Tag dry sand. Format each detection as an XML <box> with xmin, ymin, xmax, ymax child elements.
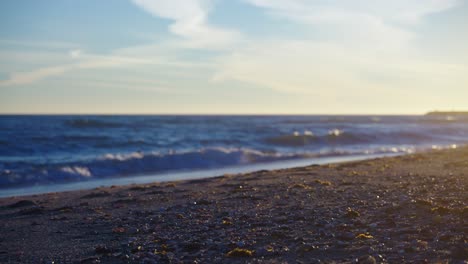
<box><xmin>0</xmin><ymin>147</ymin><xmax>467</xmax><ymax>263</ymax></box>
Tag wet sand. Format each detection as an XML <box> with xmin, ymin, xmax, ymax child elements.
<box><xmin>0</xmin><ymin>147</ymin><xmax>467</xmax><ymax>263</ymax></box>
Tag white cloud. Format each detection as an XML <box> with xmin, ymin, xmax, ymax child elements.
<box><xmin>131</xmin><ymin>0</ymin><xmax>240</xmax><ymax>49</ymax></box>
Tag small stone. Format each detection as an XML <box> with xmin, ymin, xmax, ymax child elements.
<box><xmin>297</xmin><ymin>243</ymin><xmax>318</xmax><ymax>254</ymax></box>
<box><xmin>81</xmin><ymin>191</ymin><xmax>110</xmax><ymax>199</ymax></box>
<box><xmin>176</xmin><ymin>213</ymin><xmax>185</xmax><ymax>219</ymax></box>
<box><xmin>236</xmin><ymin>241</ymin><xmax>246</xmax><ymax>247</ymax></box>
<box><xmin>222</xmin><ymin>219</ymin><xmax>233</xmax><ymax>225</ymax></box>
<box><xmin>314</xmin><ymin>179</ymin><xmax>332</xmax><ymax>186</ymax></box>
<box><xmin>183</xmin><ymin>242</ymin><xmax>202</xmax><ymax>251</ymax></box>
<box><xmin>80</xmin><ymin>256</ymin><xmax>101</xmax><ymax>263</ymax></box>
<box><xmin>193</xmin><ymin>199</ymin><xmax>211</xmax><ymax>205</ymax></box>
<box><xmin>337</xmin><ymin>232</ymin><xmax>355</xmax><ymax>241</ymax></box>
<box><xmin>128</xmin><ymin>227</ymin><xmax>139</xmax><ymax>234</ymax></box>
<box><xmin>414</xmin><ymin>199</ymin><xmax>432</xmax><ymax>206</ymax></box>
<box><xmin>95</xmin><ymin>245</ymin><xmax>111</xmax><ymax>254</ymax></box>
<box><xmin>112</xmin><ymin>227</ymin><xmax>126</xmax><ymax>233</ymax></box>
<box><xmin>356</xmin><ymin>255</ymin><xmax>376</xmax><ymax>264</ymax></box>
<box><xmin>19</xmin><ymin>206</ymin><xmax>44</xmax><ymax>215</ymax></box>
<box><xmin>431</xmin><ymin>206</ymin><xmax>451</xmax><ymax>215</ymax></box>
<box><xmin>8</xmin><ymin>200</ymin><xmax>38</xmax><ymax>208</ymax></box>
<box><xmin>451</xmin><ymin>244</ymin><xmax>468</xmax><ymax>259</ymax></box>
<box><xmin>289</xmin><ymin>183</ymin><xmax>312</xmax><ymax>190</ymax></box>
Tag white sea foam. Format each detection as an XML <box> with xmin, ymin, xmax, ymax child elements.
<box><xmin>103</xmin><ymin>152</ymin><xmax>145</xmax><ymax>161</ymax></box>
<box><xmin>60</xmin><ymin>166</ymin><xmax>92</xmax><ymax>177</ymax></box>
<box><xmin>328</xmin><ymin>129</ymin><xmax>343</xmax><ymax>136</ymax></box>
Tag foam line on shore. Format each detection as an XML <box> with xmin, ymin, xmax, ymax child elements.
<box><xmin>0</xmin><ymin>153</ymin><xmax>398</xmax><ymax>198</ymax></box>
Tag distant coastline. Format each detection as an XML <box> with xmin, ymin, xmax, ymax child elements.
<box><xmin>426</xmin><ymin>111</ymin><xmax>468</xmax><ymax>116</ymax></box>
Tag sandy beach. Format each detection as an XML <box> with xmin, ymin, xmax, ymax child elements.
<box><xmin>0</xmin><ymin>147</ymin><xmax>467</xmax><ymax>263</ymax></box>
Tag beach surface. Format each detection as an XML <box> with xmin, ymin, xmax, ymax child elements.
<box><xmin>0</xmin><ymin>147</ymin><xmax>467</xmax><ymax>263</ymax></box>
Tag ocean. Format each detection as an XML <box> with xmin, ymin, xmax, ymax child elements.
<box><xmin>1</xmin><ymin>115</ymin><xmax>467</xmax><ymax>196</ymax></box>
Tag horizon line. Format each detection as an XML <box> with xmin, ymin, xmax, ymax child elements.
<box><xmin>0</xmin><ymin>112</ymin><xmax>431</xmax><ymax>116</ymax></box>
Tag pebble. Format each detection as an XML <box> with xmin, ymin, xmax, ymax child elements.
<box><xmin>356</xmin><ymin>255</ymin><xmax>377</xmax><ymax>264</ymax></box>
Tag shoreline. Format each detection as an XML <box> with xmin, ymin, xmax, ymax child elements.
<box><xmin>0</xmin><ymin>152</ymin><xmax>400</xmax><ymax>199</ymax></box>
<box><xmin>1</xmin><ymin>147</ymin><xmax>467</xmax><ymax>263</ymax></box>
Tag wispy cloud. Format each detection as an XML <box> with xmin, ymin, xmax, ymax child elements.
<box><xmin>0</xmin><ymin>65</ymin><xmax>72</xmax><ymax>86</ymax></box>
<box><xmin>245</xmin><ymin>0</ymin><xmax>460</xmax><ymax>24</ymax></box>
<box><xmin>213</xmin><ymin>0</ymin><xmax>465</xmax><ymax>98</ymax></box>
<box><xmin>0</xmin><ymin>0</ymin><xmax>229</xmax><ymax>88</ymax></box>
<box><xmin>214</xmin><ymin>39</ymin><xmax>468</xmax><ymax>94</ymax></box>
<box><xmin>0</xmin><ymin>52</ymin><xmax>154</xmax><ymax>86</ymax></box>
<box><xmin>131</xmin><ymin>0</ymin><xmax>241</xmax><ymax>49</ymax></box>
<box><xmin>0</xmin><ymin>47</ymin><xmax>214</xmax><ymax>86</ymax></box>
<box><xmin>244</xmin><ymin>0</ymin><xmax>461</xmax><ymax>49</ymax></box>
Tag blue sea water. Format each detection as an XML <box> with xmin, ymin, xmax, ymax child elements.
<box><xmin>1</xmin><ymin>115</ymin><xmax>467</xmax><ymax>194</ymax></box>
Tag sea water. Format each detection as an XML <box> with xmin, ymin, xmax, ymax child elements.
<box><xmin>1</xmin><ymin>115</ymin><xmax>467</xmax><ymax>196</ymax></box>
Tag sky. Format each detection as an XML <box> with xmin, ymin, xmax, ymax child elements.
<box><xmin>0</xmin><ymin>0</ymin><xmax>467</xmax><ymax>114</ymax></box>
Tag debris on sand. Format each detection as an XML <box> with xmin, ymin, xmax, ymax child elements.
<box><xmin>314</xmin><ymin>179</ymin><xmax>332</xmax><ymax>186</ymax></box>
<box><xmin>355</xmin><ymin>233</ymin><xmax>374</xmax><ymax>239</ymax></box>
<box><xmin>345</xmin><ymin>207</ymin><xmax>360</xmax><ymax>218</ymax></box>
<box><xmin>226</xmin><ymin>248</ymin><xmax>254</xmax><ymax>257</ymax></box>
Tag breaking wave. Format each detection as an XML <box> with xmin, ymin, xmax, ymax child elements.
<box><xmin>0</xmin><ymin>148</ymin><xmax>305</xmax><ymax>187</ymax></box>
<box><xmin>263</xmin><ymin>129</ymin><xmax>451</xmax><ymax>147</ymax></box>
<box><xmin>0</xmin><ymin>146</ymin><xmax>414</xmax><ymax>188</ymax></box>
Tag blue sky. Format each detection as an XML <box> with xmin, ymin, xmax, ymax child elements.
<box><xmin>1</xmin><ymin>0</ymin><xmax>467</xmax><ymax>114</ymax></box>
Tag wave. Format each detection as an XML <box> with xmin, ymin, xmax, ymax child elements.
<box><xmin>93</xmin><ymin>139</ymin><xmax>154</xmax><ymax>149</ymax></box>
<box><xmin>0</xmin><ymin>148</ymin><xmax>307</xmax><ymax>188</ymax></box>
<box><xmin>265</xmin><ymin>130</ymin><xmax>375</xmax><ymax>147</ymax></box>
<box><xmin>31</xmin><ymin>135</ymin><xmax>112</xmax><ymax>142</ymax></box>
<box><xmin>32</xmin><ymin>135</ymin><xmax>152</xmax><ymax>149</ymax></box>
<box><xmin>265</xmin><ymin>135</ymin><xmax>318</xmax><ymax>146</ymax></box>
<box><xmin>262</xmin><ymin>127</ymin><xmax>461</xmax><ymax>147</ymax></box>
<box><xmin>0</xmin><ymin>146</ymin><xmax>423</xmax><ymax>189</ymax></box>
